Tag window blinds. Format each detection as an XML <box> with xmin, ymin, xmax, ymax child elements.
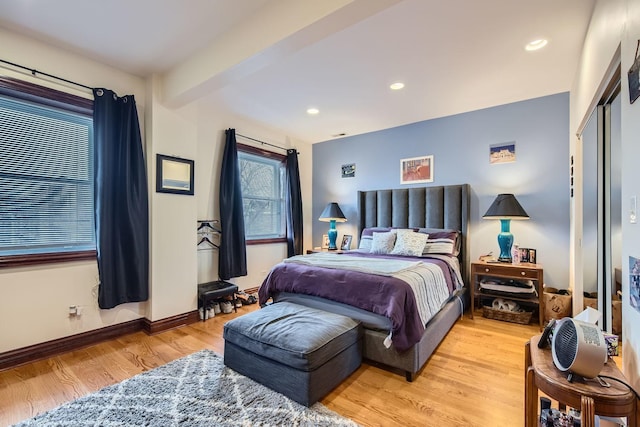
<box><xmin>0</xmin><ymin>96</ymin><xmax>94</xmax><ymax>256</ymax></box>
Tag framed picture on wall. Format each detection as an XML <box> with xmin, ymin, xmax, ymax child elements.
<box><xmin>630</xmin><ymin>256</ymin><xmax>640</xmax><ymax>313</ymax></box>
<box><xmin>156</xmin><ymin>154</ymin><xmax>194</xmax><ymax>195</ymax></box>
<box><xmin>400</xmin><ymin>155</ymin><xmax>433</xmax><ymax>184</ymax></box>
<box><xmin>490</xmin><ymin>142</ymin><xmax>516</xmax><ymax>164</ymax></box>
<box><xmin>342</xmin><ymin>163</ymin><xmax>356</xmax><ymax>178</ymax></box>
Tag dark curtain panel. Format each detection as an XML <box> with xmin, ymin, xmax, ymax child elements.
<box><xmin>286</xmin><ymin>149</ymin><xmax>303</xmax><ymax>257</ymax></box>
<box><xmin>93</xmin><ymin>88</ymin><xmax>149</xmax><ymax>309</ymax></box>
<box><xmin>219</xmin><ymin>128</ymin><xmax>247</xmax><ymax>280</ymax></box>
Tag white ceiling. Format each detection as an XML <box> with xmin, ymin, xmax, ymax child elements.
<box><xmin>0</xmin><ymin>0</ymin><xmax>595</xmax><ymax>143</ymax></box>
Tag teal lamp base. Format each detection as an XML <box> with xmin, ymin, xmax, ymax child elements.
<box><xmin>327</xmin><ymin>220</ymin><xmax>338</xmax><ymax>250</ymax></box>
<box><xmin>497</xmin><ymin>219</ymin><xmax>513</xmax><ymax>262</ymax></box>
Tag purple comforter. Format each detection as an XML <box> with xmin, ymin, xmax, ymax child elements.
<box><xmin>258</xmin><ymin>252</ymin><xmax>458</xmax><ymax>352</ymax></box>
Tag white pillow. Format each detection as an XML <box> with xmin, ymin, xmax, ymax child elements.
<box><xmin>358</xmin><ymin>238</ymin><xmax>372</xmax><ymax>251</ymax></box>
<box><xmin>370</xmin><ymin>231</ymin><xmax>397</xmax><ymax>254</ymax></box>
<box><xmin>391</xmin><ymin>229</ymin><xmax>429</xmax><ymax>257</ymax></box>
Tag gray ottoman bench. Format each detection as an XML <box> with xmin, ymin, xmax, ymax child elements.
<box><xmin>223</xmin><ymin>301</ymin><xmax>362</xmax><ymax>406</ymax></box>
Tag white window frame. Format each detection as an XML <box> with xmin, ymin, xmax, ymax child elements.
<box><xmin>237</xmin><ymin>143</ymin><xmax>287</xmax><ymax>244</ymax></box>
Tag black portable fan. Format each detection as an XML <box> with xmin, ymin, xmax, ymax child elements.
<box><xmin>551</xmin><ymin>318</ymin><xmax>607</xmax><ymax>380</ymax></box>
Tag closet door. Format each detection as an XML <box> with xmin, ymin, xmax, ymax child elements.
<box><xmin>605</xmin><ymin>91</ymin><xmax>622</xmax><ymax>335</ymax></box>
<box><xmin>581</xmin><ymin>82</ymin><xmax>621</xmax><ymax>334</ymax></box>
<box><xmin>582</xmin><ymin>107</ymin><xmax>600</xmax><ymax>302</ymax></box>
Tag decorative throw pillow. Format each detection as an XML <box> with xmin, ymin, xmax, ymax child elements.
<box><xmin>419</xmin><ymin>228</ymin><xmax>461</xmax><ymax>256</ymax></box>
<box><xmin>390</xmin><ymin>229</ymin><xmax>429</xmax><ymax>256</ymax></box>
<box><xmin>370</xmin><ymin>231</ymin><xmax>397</xmax><ymax>254</ymax></box>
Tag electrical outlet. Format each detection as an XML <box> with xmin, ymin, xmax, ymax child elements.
<box><xmin>68</xmin><ymin>305</ymin><xmax>77</xmax><ymax>316</ymax></box>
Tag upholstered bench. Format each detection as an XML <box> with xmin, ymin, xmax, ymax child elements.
<box><xmin>223</xmin><ymin>301</ymin><xmax>362</xmax><ymax>406</ymax></box>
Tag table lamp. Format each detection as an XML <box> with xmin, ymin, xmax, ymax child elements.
<box><xmin>483</xmin><ymin>194</ymin><xmax>529</xmax><ymax>262</ymax></box>
<box><xmin>319</xmin><ymin>202</ymin><xmax>347</xmax><ymax>250</ymax></box>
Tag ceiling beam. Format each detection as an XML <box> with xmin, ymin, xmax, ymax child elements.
<box><xmin>160</xmin><ymin>0</ymin><xmax>402</xmax><ymax>108</ymax></box>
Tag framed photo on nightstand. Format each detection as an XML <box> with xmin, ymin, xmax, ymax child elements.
<box><xmin>519</xmin><ymin>247</ymin><xmax>537</xmax><ymax>264</ymax></box>
<box><xmin>341</xmin><ymin>235</ymin><xmax>352</xmax><ymax>250</ymax></box>
<box><xmin>322</xmin><ymin>234</ymin><xmax>329</xmax><ymax>249</ymax></box>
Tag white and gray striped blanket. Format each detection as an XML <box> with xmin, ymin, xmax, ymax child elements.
<box><xmin>284</xmin><ymin>253</ymin><xmax>450</xmax><ymax>328</ymax></box>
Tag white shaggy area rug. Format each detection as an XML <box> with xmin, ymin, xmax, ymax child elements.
<box><xmin>13</xmin><ymin>349</ymin><xmax>359</xmax><ymax>427</ymax></box>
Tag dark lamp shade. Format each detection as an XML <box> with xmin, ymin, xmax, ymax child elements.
<box><xmin>319</xmin><ymin>202</ymin><xmax>347</xmax><ymax>222</ymax></box>
<box><xmin>483</xmin><ymin>194</ymin><xmax>529</xmax><ymax>219</ymax></box>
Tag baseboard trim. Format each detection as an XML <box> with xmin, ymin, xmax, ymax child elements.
<box><xmin>0</xmin><ymin>311</ymin><xmax>200</xmax><ymax>371</ymax></box>
<box><xmin>0</xmin><ymin>319</ymin><xmax>141</xmax><ymax>371</ymax></box>
<box><xmin>141</xmin><ymin>310</ymin><xmax>200</xmax><ymax>335</ymax></box>
<box><xmin>243</xmin><ymin>286</ymin><xmax>260</xmax><ymax>295</ymax></box>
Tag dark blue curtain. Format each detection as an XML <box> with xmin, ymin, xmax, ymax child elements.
<box><xmin>286</xmin><ymin>149</ymin><xmax>303</xmax><ymax>257</ymax></box>
<box><xmin>93</xmin><ymin>88</ymin><xmax>149</xmax><ymax>309</ymax></box>
<box><xmin>219</xmin><ymin>128</ymin><xmax>247</xmax><ymax>280</ymax></box>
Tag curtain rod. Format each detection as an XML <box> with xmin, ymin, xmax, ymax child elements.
<box><xmin>236</xmin><ymin>133</ymin><xmax>290</xmax><ymax>152</ymax></box>
<box><xmin>0</xmin><ymin>58</ymin><xmax>94</xmax><ymax>91</ymax></box>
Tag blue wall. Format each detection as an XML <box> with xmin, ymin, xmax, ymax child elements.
<box><xmin>312</xmin><ymin>93</ymin><xmax>570</xmax><ymax>288</ymax></box>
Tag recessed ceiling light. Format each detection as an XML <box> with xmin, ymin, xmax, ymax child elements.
<box><xmin>525</xmin><ymin>39</ymin><xmax>548</xmax><ymax>51</ymax></box>
<box><xmin>390</xmin><ymin>82</ymin><xmax>405</xmax><ymax>90</ymax></box>
<box><xmin>307</xmin><ymin>108</ymin><xmax>319</xmax><ymax>115</ymax></box>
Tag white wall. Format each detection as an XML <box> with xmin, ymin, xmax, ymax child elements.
<box><xmin>570</xmin><ymin>0</ymin><xmax>640</xmax><ymax>388</ymax></box>
<box><xmin>0</xmin><ymin>29</ymin><xmax>314</xmax><ymax>352</ymax></box>
<box><xmin>619</xmin><ymin>0</ymin><xmax>640</xmax><ymax>388</ymax></box>
<box><xmin>146</xmin><ymin>75</ymin><xmax>199</xmax><ymax>321</ymax></box>
<box><xmin>0</xmin><ymin>29</ymin><xmax>147</xmax><ymax>353</ymax></box>
<box><xmin>193</xmin><ymin>105</ymin><xmax>313</xmax><ymax>290</ymax></box>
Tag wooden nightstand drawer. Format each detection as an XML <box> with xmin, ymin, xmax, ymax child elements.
<box><xmin>473</xmin><ymin>264</ymin><xmax>539</xmax><ymax>279</ymax></box>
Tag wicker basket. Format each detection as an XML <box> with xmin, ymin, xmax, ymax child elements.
<box><xmin>482</xmin><ymin>306</ymin><xmax>532</xmax><ymax>325</ymax></box>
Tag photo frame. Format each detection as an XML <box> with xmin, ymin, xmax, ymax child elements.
<box><xmin>322</xmin><ymin>234</ymin><xmax>329</xmax><ymax>249</ymax></box>
<box><xmin>341</xmin><ymin>235</ymin><xmax>353</xmax><ymax>251</ymax></box>
<box><xmin>628</xmin><ymin>41</ymin><xmax>640</xmax><ymax>104</ymax></box>
<box><xmin>342</xmin><ymin>163</ymin><xmax>356</xmax><ymax>178</ymax></box>
<box><xmin>519</xmin><ymin>247</ymin><xmax>537</xmax><ymax>264</ymax></box>
<box><xmin>629</xmin><ymin>256</ymin><xmax>640</xmax><ymax>313</ymax></box>
<box><xmin>490</xmin><ymin>142</ymin><xmax>516</xmax><ymax>164</ymax></box>
<box><xmin>156</xmin><ymin>154</ymin><xmax>194</xmax><ymax>195</ymax></box>
<box><xmin>400</xmin><ymin>155</ymin><xmax>433</xmax><ymax>184</ymax></box>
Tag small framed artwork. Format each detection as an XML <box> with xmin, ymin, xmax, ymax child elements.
<box><xmin>490</xmin><ymin>142</ymin><xmax>516</xmax><ymax>164</ymax></box>
<box><xmin>342</xmin><ymin>163</ymin><xmax>355</xmax><ymax>178</ymax></box>
<box><xmin>628</xmin><ymin>48</ymin><xmax>640</xmax><ymax>104</ymax></box>
<box><xmin>400</xmin><ymin>155</ymin><xmax>433</xmax><ymax>184</ymax></box>
<box><xmin>341</xmin><ymin>235</ymin><xmax>353</xmax><ymax>250</ymax></box>
<box><xmin>156</xmin><ymin>154</ymin><xmax>194</xmax><ymax>195</ymax></box>
<box><xmin>519</xmin><ymin>247</ymin><xmax>537</xmax><ymax>264</ymax></box>
<box><xmin>322</xmin><ymin>234</ymin><xmax>330</xmax><ymax>249</ymax></box>
<box><xmin>629</xmin><ymin>256</ymin><xmax>640</xmax><ymax>313</ymax></box>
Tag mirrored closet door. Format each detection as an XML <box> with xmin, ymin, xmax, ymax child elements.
<box><xmin>581</xmin><ymin>70</ymin><xmax>622</xmax><ymax>336</ymax></box>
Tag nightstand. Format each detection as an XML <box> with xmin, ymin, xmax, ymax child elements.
<box><xmin>470</xmin><ymin>260</ymin><xmax>544</xmax><ymax>327</ymax></box>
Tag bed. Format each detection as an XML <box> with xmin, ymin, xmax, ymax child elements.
<box><xmin>258</xmin><ymin>184</ymin><xmax>470</xmax><ymax>381</ymax></box>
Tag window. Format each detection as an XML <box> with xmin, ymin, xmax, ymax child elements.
<box><xmin>0</xmin><ymin>78</ymin><xmax>95</xmax><ymax>266</ymax></box>
<box><xmin>237</xmin><ymin>144</ymin><xmax>286</xmax><ymax>243</ymax></box>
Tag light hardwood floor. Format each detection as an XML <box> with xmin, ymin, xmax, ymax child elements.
<box><xmin>1</xmin><ymin>306</ymin><xmax>542</xmax><ymax>427</ymax></box>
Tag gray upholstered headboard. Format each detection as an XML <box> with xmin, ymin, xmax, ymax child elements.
<box><xmin>357</xmin><ymin>184</ymin><xmax>470</xmax><ymax>285</ymax></box>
